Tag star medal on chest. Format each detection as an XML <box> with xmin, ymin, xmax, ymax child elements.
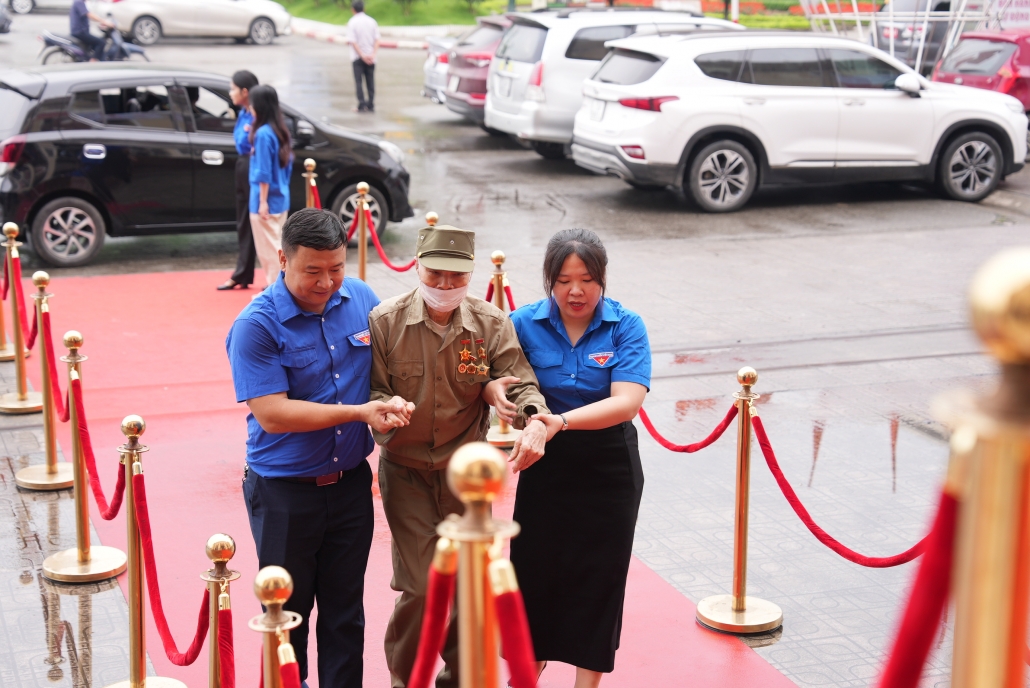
<box><xmin>475</xmin><ymin>339</ymin><xmax>489</xmax><ymax>376</ymax></box>
<box><xmin>457</xmin><ymin>339</ymin><xmax>473</xmax><ymax>375</ymax></box>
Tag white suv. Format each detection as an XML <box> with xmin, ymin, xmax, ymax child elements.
<box><xmin>484</xmin><ymin>10</ymin><xmax>741</xmax><ymax>160</ymax></box>
<box><xmin>572</xmin><ymin>32</ymin><xmax>1028</xmax><ymax>211</ymax></box>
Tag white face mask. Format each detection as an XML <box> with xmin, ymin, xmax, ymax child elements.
<box><xmin>419</xmin><ymin>281</ymin><xmax>468</xmax><ymax>312</ymax></box>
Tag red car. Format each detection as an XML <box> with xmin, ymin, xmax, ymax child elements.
<box><xmin>445</xmin><ymin>16</ymin><xmax>511</xmax><ymax>128</ymax></box>
<box><xmin>932</xmin><ymin>30</ymin><xmax>1030</xmax><ymax>112</ymax></box>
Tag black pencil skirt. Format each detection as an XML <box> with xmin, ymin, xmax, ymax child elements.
<box><xmin>510</xmin><ymin>421</ymin><xmax>644</xmax><ymax>673</ymax></box>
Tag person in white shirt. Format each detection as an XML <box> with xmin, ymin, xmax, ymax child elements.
<box><xmin>347</xmin><ymin>0</ymin><xmax>380</xmax><ymax>113</ymax></box>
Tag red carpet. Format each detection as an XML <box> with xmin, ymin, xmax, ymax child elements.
<box><xmin>28</xmin><ymin>269</ymin><xmax>794</xmax><ymax>688</ymax></box>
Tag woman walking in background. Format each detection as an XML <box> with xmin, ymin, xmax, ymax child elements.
<box><xmin>247</xmin><ymin>84</ymin><xmax>293</xmax><ymax>289</ymax></box>
<box><xmin>217</xmin><ymin>70</ymin><xmax>259</xmax><ymax>291</ymax></box>
<box><xmin>484</xmin><ymin>228</ymin><xmax>651</xmax><ymax>688</ymax></box>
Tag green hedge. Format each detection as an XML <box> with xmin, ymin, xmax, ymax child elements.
<box><xmin>275</xmin><ymin>0</ymin><xmax>506</xmax><ymax>26</ymax></box>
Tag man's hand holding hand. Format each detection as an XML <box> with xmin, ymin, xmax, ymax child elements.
<box><xmin>508</xmin><ymin>418</ymin><xmax>548</xmax><ymax>473</ymax></box>
<box><xmin>363</xmin><ymin>399</ymin><xmax>411</xmax><ymax>434</ymax></box>
<box><xmin>384</xmin><ymin>396</ymin><xmax>415</xmax><ymax>427</ymax></box>
<box><xmin>482</xmin><ymin>376</ymin><xmax>519</xmax><ymax>424</ymax></box>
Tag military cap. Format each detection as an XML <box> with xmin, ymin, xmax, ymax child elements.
<box><xmin>415</xmin><ymin>225</ymin><xmax>475</xmax><ymax>272</ymax></box>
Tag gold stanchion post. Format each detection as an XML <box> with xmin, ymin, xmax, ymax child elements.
<box><xmin>105</xmin><ymin>415</ymin><xmax>185</xmax><ymax>688</ymax></box>
<box><xmin>935</xmin><ymin>247</ymin><xmax>1030</xmax><ymax>688</ymax></box>
<box><xmin>249</xmin><ymin>566</ymin><xmax>302</xmax><ymax>688</ymax></box>
<box><xmin>0</xmin><ymin>223</ymin><xmax>42</xmax><ymax>413</ymax></box>
<box><xmin>200</xmin><ymin>533</ymin><xmax>240</xmax><ymax>688</ymax></box>
<box><xmin>357</xmin><ymin>182</ymin><xmax>369</xmax><ymax>282</ymax></box>
<box><xmin>302</xmin><ymin>159</ymin><xmax>316</xmax><ymax>208</ymax></box>
<box><xmin>486</xmin><ymin>251</ymin><xmax>521</xmax><ymax>450</ymax></box>
<box><xmin>15</xmin><ymin>271</ymin><xmax>74</xmax><ymax>489</ymax></box>
<box><xmin>42</xmin><ymin>334</ymin><xmax>126</xmax><ymax>583</ymax></box>
<box><xmin>438</xmin><ymin>442</ymin><xmax>520</xmax><ymax>688</ymax></box>
<box><xmin>0</xmin><ymin>223</ymin><xmax>15</xmax><ymax>362</ymax></box>
<box><xmin>696</xmin><ymin>367</ymin><xmax>783</xmax><ymax>634</ymax></box>
<box><xmin>425</xmin><ymin>211</ymin><xmax>439</xmax><ymax>227</ymax></box>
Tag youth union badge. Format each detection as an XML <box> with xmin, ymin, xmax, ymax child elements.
<box><xmin>350</xmin><ymin>329</ymin><xmax>372</xmax><ymax>346</ymax></box>
<box><xmin>588</xmin><ymin>351</ymin><xmax>614</xmax><ymax>367</ymax></box>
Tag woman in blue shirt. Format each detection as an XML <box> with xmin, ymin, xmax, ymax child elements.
<box><xmin>484</xmin><ymin>228</ymin><xmax>650</xmax><ymax>688</ymax></box>
<box><xmin>217</xmin><ymin>70</ymin><xmax>259</xmax><ymax>291</ymax></box>
<box><xmin>247</xmin><ymin>84</ymin><xmax>293</xmax><ymax>289</ymax></box>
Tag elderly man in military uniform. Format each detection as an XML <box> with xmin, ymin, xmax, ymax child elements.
<box><xmin>369</xmin><ymin>224</ymin><xmax>551</xmax><ymax>688</ymax></box>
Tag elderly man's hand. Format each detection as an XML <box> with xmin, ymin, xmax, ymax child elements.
<box><xmin>363</xmin><ymin>399</ymin><xmax>410</xmax><ymax>434</ymax></box>
<box><xmin>482</xmin><ymin>377</ymin><xmax>519</xmax><ymax>424</ymax></box>
<box><xmin>384</xmin><ymin>396</ymin><xmax>415</xmax><ymax>427</ymax></box>
<box><xmin>508</xmin><ymin>419</ymin><xmax>548</xmax><ymax>473</ymax></box>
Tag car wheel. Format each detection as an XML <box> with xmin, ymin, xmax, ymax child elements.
<box><xmin>10</xmin><ymin>0</ymin><xmax>33</xmax><ymax>14</ymax></box>
<box><xmin>132</xmin><ymin>16</ymin><xmax>161</xmax><ymax>45</ymax></box>
<box><xmin>937</xmin><ymin>131</ymin><xmax>1002</xmax><ymax>202</ymax></box>
<box><xmin>249</xmin><ymin>18</ymin><xmax>275</xmax><ymax>46</ymax></box>
<box><xmin>687</xmin><ymin>140</ymin><xmax>757</xmax><ymax>213</ymax></box>
<box><xmin>331</xmin><ymin>183</ymin><xmax>388</xmax><ymax>246</ymax></box>
<box><xmin>530</xmin><ymin>141</ymin><xmax>567</xmax><ymax>160</ymax></box>
<box><xmin>41</xmin><ymin>47</ymin><xmax>74</xmax><ymax>65</ymax></box>
<box><xmin>31</xmin><ymin>198</ymin><xmax>106</xmax><ymax>268</ymax></box>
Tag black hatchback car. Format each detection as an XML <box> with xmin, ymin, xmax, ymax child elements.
<box><xmin>0</xmin><ymin>64</ymin><xmax>413</xmax><ymax>267</ymax></box>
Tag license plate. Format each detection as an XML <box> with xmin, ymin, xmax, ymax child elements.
<box><xmin>496</xmin><ymin>75</ymin><xmax>512</xmax><ymax>98</ymax></box>
<box><xmin>448</xmin><ymin>75</ymin><xmax>459</xmax><ymax>93</ymax></box>
<box><xmin>587</xmin><ymin>97</ymin><xmax>606</xmax><ymax>121</ymax></box>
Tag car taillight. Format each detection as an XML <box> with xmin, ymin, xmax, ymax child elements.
<box><xmin>437</xmin><ymin>52</ymin><xmax>449</xmax><ymax>64</ymax></box>
<box><xmin>465</xmin><ymin>52</ymin><xmax>492</xmax><ymax>68</ymax></box>
<box><xmin>883</xmin><ymin>27</ymin><xmax>899</xmax><ymax>39</ymax></box>
<box><xmin>998</xmin><ymin>61</ymin><xmax>1018</xmax><ymax>92</ymax></box>
<box><xmin>469</xmin><ymin>92</ymin><xmax>486</xmax><ymax>100</ymax></box>
<box><xmin>526</xmin><ymin>61</ymin><xmax>545</xmax><ymax>102</ymax></box>
<box><xmin>621</xmin><ymin>145</ymin><xmax>646</xmax><ymax>160</ymax></box>
<box><xmin>618</xmin><ymin>96</ymin><xmax>679</xmax><ymax>112</ymax></box>
<box><xmin>0</xmin><ymin>135</ymin><xmax>25</xmax><ymax>176</ymax></box>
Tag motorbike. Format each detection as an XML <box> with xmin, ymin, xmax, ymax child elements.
<box><xmin>0</xmin><ymin>4</ymin><xmax>12</xmax><ymax>34</ymax></box>
<box><xmin>38</xmin><ymin>16</ymin><xmax>148</xmax><ymax>65</ymax></box>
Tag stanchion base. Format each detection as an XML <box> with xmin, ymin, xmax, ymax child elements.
<box><xmin>487</xmin><ymin>425</ymin><xmax>521</xmax><ymax>448</ymax></box>
<box><xmin>0</xmin><ymin>390</ymin><xmax>43</xmax><ymax>414</ymax></box>
<box><xmin>105</xmin><ymin>678</ymin><xmax>187</xmax><ymax>688</ymax></box>
<box><xmin>696</xmin><ymin>594</ymin><xmax>783</xmax><ymax>634</ymax></box>
<box><xmin>15</xmin><ymin>462</ymin><xmax>74</xmax><ymax>490</ymax></box>
<box><xmin>42</xmin><ymin>546</ymin><xmax>127</xmax><ymax>583</ymax></box>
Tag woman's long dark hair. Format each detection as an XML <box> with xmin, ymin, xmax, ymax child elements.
<box><xmin>248</xmin><ymin>84</ymin><xmax>291</xmax><ymax>169</ymax></box>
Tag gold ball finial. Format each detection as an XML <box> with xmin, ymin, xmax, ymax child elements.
<box><xmin>447</xmin><ymin>442</ymin><xmax>506</xmax><ymax>504</ymax></box>
<box><xmin>737</xmin><ymin>366</ymin><xmax>758</xmax><ymax>387</ymax></box>
<box><xmin>120</xmin><ymin>415</ymin><xmax>146</xmax><ymax>440</ymax></box>
<box><xmin>425</xmin><ymin>211</ymin><xmax>439</xmax><ymax>226</ymax></box>
<box><xmin>356</xmin><ymin>181</ymin><xmax>369</xmax><ymax>195</ymax></box>
<box><xmin>969</xmin><ymin>246</ymin><xmax>1030</xmax><ymax>364</ymax></box>
<box><xmin>3</xmin><ymin>222</ymin><xmax>18</xmax><ymax>239</ymax></box>
<box><xmin>304</xmin><ymin>158</ymin><xmax>316</xmax><ymax>171</ymax></box>
<box><xmin>32</xmin><ymin>271</ymin><xmax>50</xmax><ymax>288</ymax></box>
<box><xmin>491</xmin><ymin>250</ymin><xmax>505</xmax><ymax>266</ymax></box>
<box><xmin>206</xmin><ymin>533</ymin><xmax>236</xmax><ymax>564</ymax></box>
<box><xmin>254</xmin><ymin>566</ymin><xmax>293</xmax><ymax>607</ymax></box>
<box><xmin>63</xmin><ymin>330</ymin><xmax>83</xmax><ymax>350</ymax></box>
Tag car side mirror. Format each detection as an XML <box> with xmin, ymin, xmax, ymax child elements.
<box><xmin>296</xmin><ymin>120</ymin><xmax>315</xmax><ymax>145</ymax></box>
<box><xmin>895</xmin><ymin>73</ymin><xmax>922</xmax><ymax>97</ymax></box>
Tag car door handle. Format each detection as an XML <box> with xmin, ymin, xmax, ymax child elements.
<box><xmin>743</xmin><ymin>98</ymin><xmax>765</xmax><ymax>105</ymax></box>
<box><xmin>202</xmin><ymin>150</ymin><xmax>225</xmax><ymax>166</ymax></box>
<box><xmin>83</xmin><ymin>144</ymin><xmax>106</xmax><ymax>160</ymax></box>
<box><xmin>843</xmin><ymin>99</ymin><xmax>865</xmax><ymax>106</ymax></box>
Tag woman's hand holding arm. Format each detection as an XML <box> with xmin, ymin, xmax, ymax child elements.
<box><xmin>529</xmin><ymin>382</ymin><xmax>647</xmax><ymax>433</ymax></box>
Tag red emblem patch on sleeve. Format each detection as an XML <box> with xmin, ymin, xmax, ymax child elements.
<box><xmin>588</xmin><ymin>352</ymin><xmax>614</xmax><ymax>367</ymax></box>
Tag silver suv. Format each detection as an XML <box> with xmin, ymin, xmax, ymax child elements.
<box><xmin>484</xmin><ymin>9</ymin><xmax>741</xmax><ymax>159</ymax></box>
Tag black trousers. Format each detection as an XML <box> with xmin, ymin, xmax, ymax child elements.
<box><xmin>352</xmin><ymin>59</ymin><xmax>375</xmax><ymax>110</ymax></box>
<box><xmin>230</xmin><ymin>155</ymin><xmax>256</xmax><ymax>286</ymax></box>
<box><xmin>244</xmin><ymin>462</ymin><xmax>374</xmax><ymax>687</ymax></box>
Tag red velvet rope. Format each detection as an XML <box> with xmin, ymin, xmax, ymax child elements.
<box><xmin>310</xmin><ymin>180</ymin><xmax>322</xmax><ymax>210</ymax></box>
<box><xmin>637</xmin><ymin>405</ymin><xmax>738</xmax><ymax>453</ymax></box>
<box><xmin>279</xmin><ymin>659</ymin><xmax>301</xmax><ymax>688</ymax></box>
<box><xmin>71</xmin><ymin>377</ymin><xmax>125</xmax><ymax>520</ymax></box>
<box><xmin>1</xmin><ymin>255</ymin><xmax>8</xmax><ymax>301</ymax></box>
<box><xmin>347</xmin><ymin>212</ymin><xmax>359</xmax><ymax>242</ymax></box>
<box><xmin>875</xmin><ymin>491</ymin><xmax>958</xmax><ymax>688</ymax></box>
<box><xmin>131</xmin><ymin>472</ymin><xmax>210</xmax><ymax>665</ymax></box>
<box><xmin>218</xmin><ymin>608</ymin><xmax>235</xmax><ymax>688</ymax></box>
<box><xmin>495</xmin><ymin>589</ymin><xmax>538</xmax><ymax>688</ymax></box>
<box><xmin>504</xmin><ymin>285</ymin><xmax>516</xmax><ymax>312</ymax></box>
<box><xmin>752</xmin><ymin>415</ymin><xmax>927</xmax><ymax>567</ymax></box>
<box><xmin>25</xmin><ymin>307</ymin><xmax>38</xmax><ymax>351</ymax></box>
<box><xmin>366</xmin><ymin>208</ymin><xmax>417</xmax><ymax>272</ymax></box>
<box><xmin>485</xmin><ymin>282</ymin><xmax>494</xmax><ymax>303</ymax></box>
<box><xmin>11</xmin><ymin>256</ymin><xmax>33</xmax><ymax>349</ymax></box>
<box><xmin>42</xmin><ymin>311</ymin><xmax>69</xmax><ymax>422</ymax></box>
<box><xmin>408</xmin><ymin>566</ymin><xmax>457</xmax><ymax>688</ymax></box>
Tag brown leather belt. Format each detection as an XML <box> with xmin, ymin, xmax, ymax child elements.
<box><xmin>275</xmin><ymin>470</ymin><xmax>346</xmax><ymax>487</ymax></box>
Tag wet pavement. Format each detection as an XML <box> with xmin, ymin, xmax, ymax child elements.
<box><xmin>2</xmin><ymin>11</ymin><xmax>1030</xmax><ymax>688</ymax></box>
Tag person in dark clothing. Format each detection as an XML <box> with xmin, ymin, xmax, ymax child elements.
<box><xmin>69</xmin><ymin>0</ymin><xmax>109</xmax><ymax>61</ymax></box>
<box><xmin>218</xmin><ymin>70</ymin><xmax>260</xmax><ymax>291</ymax></box>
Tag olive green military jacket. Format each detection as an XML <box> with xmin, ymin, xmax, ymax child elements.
<box><xmin>369</xmin><ymin>289</ymin><xmax>548</xmax><ymax>470</ymax></box>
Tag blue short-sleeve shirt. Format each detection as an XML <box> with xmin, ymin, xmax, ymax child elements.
<box><xmin>510</xmin><ymin>297</ymin><xmax>651</xmax><ymax>415</ymax></box>
<box><xmin>70</xmin><ymin>0</ymin><xmax>89</xmax><ymax>35</ymax></box>
<box><xmin>233</xmin><ymin>108</ymin><xmax>254</xmax><ymax>157</ymax></box>
<box><xmin>226</xmin><ymin>275</ymin><xmax>379</xmax><ymax>478</ymax></box>
<box><xmin>248</xmin><ymin>123</ymin><xmax>292</xmax><ymax>215</ymax></box>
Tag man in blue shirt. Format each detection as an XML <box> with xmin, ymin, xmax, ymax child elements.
<box><xmin>70</xmin><ymin>0</ymin><xmax>109</xmax><ymax>61</ymax></box>
<box><xmin>226</xmin><ymin>208</ymin><xmax>411</xmax><ymax>688</ymax></box>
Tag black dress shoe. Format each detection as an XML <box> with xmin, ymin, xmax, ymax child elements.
<box><xmin>216</xmin><ymin>279</ymin><xmax>250</xmax><ymax>291</ymax></box>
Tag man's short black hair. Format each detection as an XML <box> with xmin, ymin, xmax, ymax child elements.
<box><xmin>281</xmin><ymin>209</ymin><xmax>347</xmax><ymax>257</ymax></box>
<box><xmin>352</xmin><ymin>0</ymin><xmax>365</xmax><ymax>11</ymax></box>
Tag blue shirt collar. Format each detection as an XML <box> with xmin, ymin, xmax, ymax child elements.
<box><xmin>271</xmin><ymin>272</ymin><xmax>349</xmax><ymax>322</ymax></box>
<box><xmin>533</xmin><ymin>297</ymin><xmax>620</xmax><ymax>342</ymax></box>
